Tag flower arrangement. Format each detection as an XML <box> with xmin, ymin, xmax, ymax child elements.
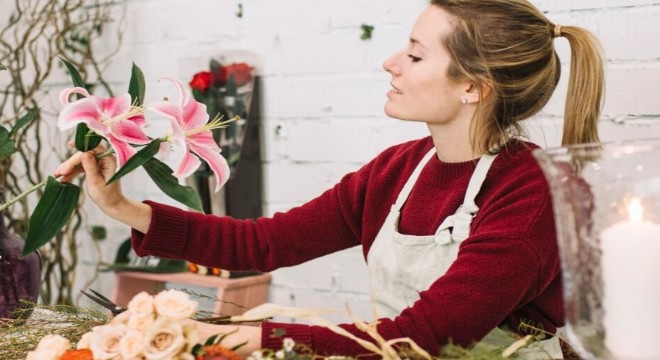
<box><xmin>11</xmin><ymin>293</ymin><xmax>561</xmax><ymax>360</ymax></box>
<box><xmin>0</xmin><ymin>59</ymin><xmax>235</xmax><ymax>257</ymax></box>
<box><xmin>24</xmin><ymin>289</ymin><xmax>247</xmax><ymax>360</ymax></box>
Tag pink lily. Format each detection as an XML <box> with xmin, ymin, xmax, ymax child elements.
<box><xmin>58</xmin><ymin>87</ymin><xmax>151</xmax><ymax>166</ymax></box>
<box><xmin>148</xmin><ymin>77</ymin><xmax>230</xmax><ymax>192</ymax></box>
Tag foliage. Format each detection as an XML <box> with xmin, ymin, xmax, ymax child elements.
<box><xmin>0</xmin><ymin>0</ymin><xmax>127</xmax><ymax>305</ymax></box>
<box><xmin>0</xmin><ymin>302</ymin><xmax>109</xmax><ymax>359</ymax></box>
<box><xmin>360</xmin><ymin>24</ymin><xmax>375</xmax><ymax>40</ymax></box>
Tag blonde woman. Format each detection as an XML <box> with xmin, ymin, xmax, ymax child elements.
<box><xmin>58</xmin><ymin>0</ymin><xmax>604</xmax><ymax>357</ymax></box>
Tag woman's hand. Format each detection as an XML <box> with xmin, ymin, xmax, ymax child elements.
<box><xmin>54</xmin><ymin>144</ymin><xmax>125</xmax><ymax>214</ymax></box>
<box><xmin>54</xmin><ymin>143</ymin><xmax>152</xmax><ymax>233</ymax></box>
<box><xmin>190</xmin><ymin>320</ymin><xmax>262</xmax><ymax>357</ymax></box>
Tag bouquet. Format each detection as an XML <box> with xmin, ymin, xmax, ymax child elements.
<box><xmin>188</xmin><ymin>59</ymin><xmax>254</xmax><ymax>172</ymax></box>
<box><xmin>25</xmin><ymin>289</ymin><xmax>244</xmax><ymax>360</ymax></box>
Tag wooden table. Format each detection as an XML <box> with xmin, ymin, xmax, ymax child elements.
<box><xmin>111</xmin><ymin>271</ymin><xmax>271</xmax><ymax>316</ymax></box>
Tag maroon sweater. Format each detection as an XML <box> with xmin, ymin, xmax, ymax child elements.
<box><xmin>132</xmin><ymin>136</ymin><xmax>563</xmax><ymax>357</ymax></box>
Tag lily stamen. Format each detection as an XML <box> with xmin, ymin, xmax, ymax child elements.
<box><xmin>184</xmin><ymin>115</ymin><xmax>239</xmax><ymax>137</ymax></box>
<box><xmin>103</xmin><ymin>105</ymin><xmax>145</xmax><ymax>126</ymax></box>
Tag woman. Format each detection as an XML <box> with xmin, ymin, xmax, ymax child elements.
<box><xmin>57</xmin><ymin>0</ymin><xmax>604</xmax><ymax>357</ymax></box>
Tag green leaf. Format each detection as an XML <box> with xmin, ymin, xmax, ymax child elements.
<box><xmin>0</xmin><ymin>63</ymin><xmax>5</xmax><ymax>70</ymax></box>
<box><xmin>60</xmin><ymin>57</ymin><xmax>86</xmax><ymax>94</ymax></box>
<box><xmin>128</xmin><ymin>62</ymin><xmax>146</xmax><ymax>106</ymax></box>
<box><xmin>142</xmin><ymin>158</ymin><xmax>204</xmax><ymax>212</ymax></box>
<box><xmin>22</xmin><ymin>177</ymin><xmax>80</xmax><ymax>257</ymax></box>
<box><xmin>10</xmin><ymin>108</ymin><xmax>39</xmax><ymax>137</ymax></box>
<box><xmin>0</xmin><ymin>126</ymin><xmax>17</xmax><ymax>160</ymax></box>
<box><xmin>204</xmin><ymin>334</ymin><xmax>220</xmax><ymax>346</ymax></box>
<box><xmin>74</xmin><ymin>123</ymin><xmax>102</xmax><ymax>151</ymax></box>
<box><xmin>91</xmin><ymin>225</ymin><xmax>107</xmax><ymax>241</ymax></box>
<box><xmin>106</xmin><ymin>139</ymin><xmax>162</xmax><ymax>184</ymax></box>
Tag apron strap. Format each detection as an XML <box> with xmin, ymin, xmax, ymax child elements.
<box><xmin>435</xmin><ymin>153</ymin><xmax>498</xmax><ymax>243</ymax></box>
<box><xmin>393</xmin><ymin>148</ymin><xmax>437</xmax><ymax>210</ymax></box>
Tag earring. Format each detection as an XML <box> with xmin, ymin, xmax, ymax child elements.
<box><xmin>461</xmin><ymin>97</ymin><xmax>468</xmax><ymax>104</ymax></box>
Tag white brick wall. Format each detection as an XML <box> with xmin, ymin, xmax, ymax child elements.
<box><xmin>4</xmin><ymin>0</ymin><xmax>659</xmax><ymax>318</ymax></box>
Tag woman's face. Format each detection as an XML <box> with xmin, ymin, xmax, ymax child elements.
<box><xmin>383</xmin><ymin>6</ymin><xmax>469</xmax><ymax>124</ymax></box>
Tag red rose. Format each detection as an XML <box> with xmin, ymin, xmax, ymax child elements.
<box><xmin>217</xmin><ymin>63</ymin><xmax>253</xmax><ymax>86</ymax></box>
<box><xmin>189</xmin><ymin>71</ymin><xmax>215</xmax><ymax>92</ymax></box>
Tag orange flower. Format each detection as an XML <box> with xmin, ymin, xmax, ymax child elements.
<box><xmin>59</xmin><ymin>349</ymin><xmax>93</xmax><ymax>360</ymax></box>
<box><xmin>196</xmin><ymin>344</ymin><xmax>241</xmax><ymax>360</ymax></box>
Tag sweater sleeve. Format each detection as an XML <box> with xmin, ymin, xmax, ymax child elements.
<box><xmin>131</xmin><ymin>159</ymin><xmax>376</xmax><ymax>272</ymax></box>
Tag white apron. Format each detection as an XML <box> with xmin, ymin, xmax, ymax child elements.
<box><xmin>366</xmin><ymin>148</ymin><xmax>562</xmax><ymax>359</ymax></box>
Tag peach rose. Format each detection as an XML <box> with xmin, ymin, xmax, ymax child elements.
<box><xmin>127</xmin><ymin>291</ymin><xmax>155</xmax><ymax>318</ymax></box>
<box><xmin>26</xmin><ymin>334</ymin><xmax>71</xmax><ymax>360</ymax></box>
<box><xmin>119</xmin><ymin>330</ymin><xmax>146</xmax><ymax>358</ymax></box>
<box><xmin>143</xmin><ymin>319</ymin><xmax>186</xmax><ymax>360</ymax></box>
<box><xmin>153</xmin><ymin>289</ymin><xmax>197</xmax><ymax>321</ymax></box>
<box><xmin>89</xmin><ymin>323</ymin><xmax>128</xmax><ymax>360</ymax></box>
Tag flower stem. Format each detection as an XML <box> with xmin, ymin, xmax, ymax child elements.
<box><xmin>0</xmin><ymin>179</ymin><xmax>49</xmax><ymax>212</ymax></box>
<box><xmin>0</xmin><ymin>149</ymin><xmax>115</xmax><ymax>212</ymax></box>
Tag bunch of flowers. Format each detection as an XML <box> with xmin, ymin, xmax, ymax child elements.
<box><xmin>0</xmin><ymin>60</ymin><xmax>235</xmax><ymax>257</ymax></box>
<box><xmin>25</xmin><ymin>289</ymin><xmax>247</xmax><ymax>360</ymax></box>
<box><xmin>188</xmin><ymin>59</ymin><xmax>254</xmax><ymax>170</ymax></box>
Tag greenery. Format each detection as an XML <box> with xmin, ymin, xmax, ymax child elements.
<box><xmin>0</xmin><ymin>302</ymin><xmax>109</xmax><ymax>359</ymax></box>
<box><xmin>360</xmin><ymin>24</ymin><xmax>375</xmax><ymax>40</ymax></box>
<box><xmin>0</xmin><ymin>0</ymin><xmax>127</xmax><ymax>305</ymax></box>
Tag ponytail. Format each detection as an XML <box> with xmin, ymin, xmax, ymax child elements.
<box><xmin>559</xmin><ymin>26</ymin><xmax>605</xmax><ymax>145</ymax></box>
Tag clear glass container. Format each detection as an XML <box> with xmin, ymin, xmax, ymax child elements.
<box><xmin>534</xmin><ymin>139</ymin><xmax>660</xmax><ymax>360</ymax></box>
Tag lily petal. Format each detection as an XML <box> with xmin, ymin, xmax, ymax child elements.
<box><xmin>148</xmin><ymin>101</ymin><xmax>183</xmax><ymax>126</ymax></box>
<box><xmin>189</xmin><ymin>143</ymin><xmax>230</xmax><ymax>192</ymax></box>
<box><xmin>181</xmin><ymin>100</ymin><xmax>209</xmax><ymax>131</ymax></box>
<box><xmin>57</xmin><ymin>98</ymin><xmax>101</xmax><ymax>130</ymax></box>
<box><xmin>173</xmin><ymin>151</ymin><xmax>201</xmax><ymax>178</ymax></box>
<box><xmin>158</xmin><ymin>77</ymin><xmax>190</xmax><ymax>109</ymax></box>
<box><xmin>110</xmin><ymin>121</ymin><xmax>151</xmax><ymax>145</ymax></box>
<box><xmin>93</xmin><ymin>94</ymin><xmax>132</xmax><ymax>118</ymax></box>
<box><xmin>59</xmin><ymin>87</ymin><xmax>90</xmax><ymax>105</ymax></box>
<box><xmin>107</xmin><ymin>135</ymin><xmax>137</xmax><ymax>167</ymax></box>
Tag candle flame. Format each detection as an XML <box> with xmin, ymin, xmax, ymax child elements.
<box><xmin>629</xmin><ymin>198</ymin><xmax>643</xmax><ymax>223</ymax></box>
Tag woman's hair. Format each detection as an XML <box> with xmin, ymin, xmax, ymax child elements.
<box><xmin>430</xmin><ymin>0</ymin><xmax>605</xmax><ymax>151</ymax></box>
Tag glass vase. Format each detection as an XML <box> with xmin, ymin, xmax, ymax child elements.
<box><xmin>534</xmin><ymin>139</ymin><xmax>660</xmax><ymax>360</ymax></box>
<box><xmin>0</xmin><ymin>210</ymin><xmax>41</xmax><ymax>319</ymax></box>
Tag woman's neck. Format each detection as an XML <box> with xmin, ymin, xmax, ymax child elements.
<box><xmin>426</xmin><ymin>122</ymin><xmax>483</xmax><ymax>163</ymax></box>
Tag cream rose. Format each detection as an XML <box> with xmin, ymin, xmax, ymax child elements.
<box><xmin>119</xmin><ymin>329</ymin><xmax>146</xmax><ymax>358</ymax></box>
<box><xmin>89</xmin><ymin>323</ymin><xmax>128</xmax><ymax>360</ymax></box>
<box><xmin>153</xmin><ymin>289</ymin><xmax>197</xmax><ymax>320</ymax></box>
<box><xmin>76</xmin><ymin>331</ymin><xmax>94</xmax><ymax>349</ymax></box>
<box><xmin>26</xmin><ymin>334</ymin><xmax>71</xmax><ymax>360</ymax></box>
<box><xmin>110</xmin><ymin>308</ymin><xmax>131</xmax><ymax>326</ymax></box>
<box><xmin>143</xmin><ymin>319</ymin><xmax>187</xmax><ymax>360</ymax></box>
<box><xmin>128</xmin><ymin>313</ymin><xmax>156</xmax><ymax>332</ymax></box>
<box><xmin>127</xmin><ymin>291</ymin><xmax>155</xmax><ymax>318</ymax></box>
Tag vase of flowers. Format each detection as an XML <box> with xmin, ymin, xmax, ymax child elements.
<box><xmin>0</xmin><ymin>201</ymin><xmax>41</xmax><ymax>319</ymax></box>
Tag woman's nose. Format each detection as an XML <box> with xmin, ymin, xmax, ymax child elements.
<box><xmin>382</xmin><ymin>50</ymin><xmax>402</xmax><ymax>74</ymax></box>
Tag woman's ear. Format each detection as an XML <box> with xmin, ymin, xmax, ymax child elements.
<box><xmin>463</xmin><ymin>81</ymin><xmax>492</xmax><ymax>104</ymax></box>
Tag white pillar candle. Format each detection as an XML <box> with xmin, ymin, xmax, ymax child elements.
<box><xmin>601</xmin><ymin>198</ymin><xmax>660</xmax><ymax>359</ymax></box>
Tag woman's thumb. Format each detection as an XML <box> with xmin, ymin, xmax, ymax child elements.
<box><xmin>80</xmin><ymin>152</ymin><xmax>102</xmax><ymax>183</ymax></box>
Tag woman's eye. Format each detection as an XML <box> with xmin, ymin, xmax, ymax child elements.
<box><xmin>408</xmin><ymin>54</ymin><xmax>421</xmax><ymax>63</ymax></box>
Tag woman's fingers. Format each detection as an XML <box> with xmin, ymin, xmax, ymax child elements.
<box><xmin>54</xmin><ymin>143</ymin><xmax>111</xmax><ymax>183</ymax></box>
<box><xmin>53</xmin><ymin>151</ymin><xmax>85</xmax><ymax>182</ymax></box>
